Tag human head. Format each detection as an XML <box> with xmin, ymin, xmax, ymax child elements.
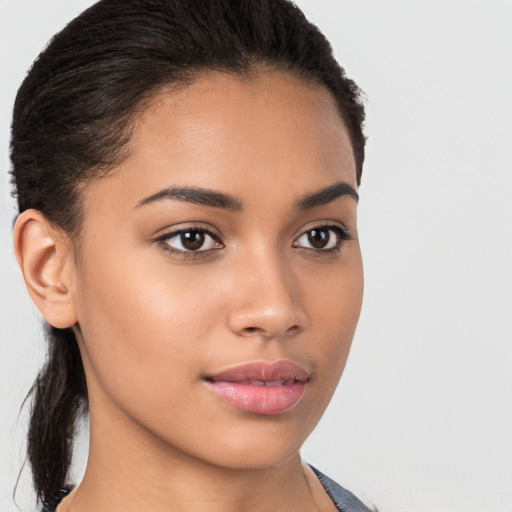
<box><xmin>10</xmin><ymin>0</ymin><xmax>366</xmax><ymax>505</ymax></box>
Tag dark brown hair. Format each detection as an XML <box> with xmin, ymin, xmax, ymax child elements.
<box><xmin>10</xmin><ymin>0</ymin><xmax>366</xmax><ymax>506</ymax></box>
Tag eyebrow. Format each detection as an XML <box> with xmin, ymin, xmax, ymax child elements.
<box><xmin>296</xmin><ymin>181</ymin><xmax>359</xmax><ymax>209</ymax></box>
<box><xmin>136</xmin><ymin>181</ymin><xmax>358</xmax><ymax>211</ymax></box>
<box><xmin>136</xmin><ymin>186</ymin><xmax>243</xmax><ymax>211</ymax></box>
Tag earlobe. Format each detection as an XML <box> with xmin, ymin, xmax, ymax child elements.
<box><xmin>13</xmin><ymin>209</ymin><xmax>78</xmax><ymax>329</ymax></box>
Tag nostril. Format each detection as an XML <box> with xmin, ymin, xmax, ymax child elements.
<box><xmin>286</xmin><ymin>324</ymin><xmax>302</xmax><ymax>335</ymax></box>
<box><xmin>240</xmin><ymin>324</ymin><xmax>302</xmax><ymax>337</ymax></box>
<box><xmin>243</xmin><ymin>327</ymin><xmax>260</xmax><ymax>334</ymax></box>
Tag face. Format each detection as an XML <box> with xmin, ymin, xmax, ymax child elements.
<box><xmin>71</xmin><ymin>72</ymin><xmax>363</xmax><ymax>470</ymax></box>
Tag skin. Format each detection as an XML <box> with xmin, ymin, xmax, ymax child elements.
<box><xmin>14</xmin><ymin>72</ymin><xmax>363</xmax><ymax>511</ymax></box>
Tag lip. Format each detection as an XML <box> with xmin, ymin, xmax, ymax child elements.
<box><xmin>204</xmin><ymin>360</ymin><xmax>309</xmax><ymax>415</ymax></box>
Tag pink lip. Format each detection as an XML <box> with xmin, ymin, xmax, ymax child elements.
<box><xmin>204</xmin><ymin>361</ymin><xmax>309</xmax><ymax>415</ymax></box>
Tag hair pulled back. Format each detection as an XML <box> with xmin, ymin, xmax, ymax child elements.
<box><xmin>10</xmin><ymin>0</ymin><xmax>366</xmax><ymax>506</ymax></box>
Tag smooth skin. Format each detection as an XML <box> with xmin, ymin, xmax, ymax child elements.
<box><xmin>14</xmin><ymin>72</ymin><xmax>363</xmax><ymax>512</ymax></box>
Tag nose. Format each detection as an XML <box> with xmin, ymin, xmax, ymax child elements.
<box><xmin>226</xmin><ymin>249</ymin><xmax>308</xmax><ymax>339</ymax></box>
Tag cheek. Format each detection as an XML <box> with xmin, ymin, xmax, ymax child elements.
<box><xmin>303</xmin><ymin>251</ymin><xmax>363</xmax><ymax>376</ymax></box>
<box><xmin>73</xmin><ymin>248</ymin><xmax>227</xmax><ymax>410</ymax></box>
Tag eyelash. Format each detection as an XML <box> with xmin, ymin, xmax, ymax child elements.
<box><xmin>292</xmin><ymin>224</ymin><xmax>352</xmax><ymax>253</ymax></box>
<box><xmin>155</xmin><ymin>223</ymin><xmax>352</xmax><ymax>258</ymax></box>
<box><xmin>155</xmin><ymin>226</ymin><xmax>223</xmax><ymax>258</ymax></box>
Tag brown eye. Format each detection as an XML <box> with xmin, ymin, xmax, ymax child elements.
<box><xmin>307</xmin><ymin>228</ymin><xmax>330</xmax><ymax>249</ymax></box>
<box><xmin>161</xmin><ymin>229</ymin><xmax>221</xmax><ymax>253</ymax></box>
<box><xmin>180</xmin><ymin>231</ymin><xmax>206</xmax><ymax>250</ymax></box>
<box><xmin>293</xmin><ymin>225</ymin><xmax>348</xmax><ymax>251</ymax></box>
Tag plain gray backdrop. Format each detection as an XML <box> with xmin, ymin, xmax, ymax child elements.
<box><xmin>1</xmin><ymin>1</ymin><xmax>511</xmax><ymax>511</ymax></box>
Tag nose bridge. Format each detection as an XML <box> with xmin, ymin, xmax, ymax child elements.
<box><xmin>227</xmin><ymin>241</ymin><xmax>307</xmax><ymax>338</ymax></box>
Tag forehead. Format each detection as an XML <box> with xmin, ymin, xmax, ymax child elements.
<box><xmin>83</xmin><ymin>72</ymin><xmax>357</xmax><ymax>213</ymax></box>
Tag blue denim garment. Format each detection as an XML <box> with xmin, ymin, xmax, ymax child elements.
<box><xmin>310</xmin><ymin>465</ymin><xmax>371</xmax><ymax>511</ymax></box>
<box><xmin>42</xmin><ymin>467</ymin><xmax>371</xmax><ymax>511</ymax></box>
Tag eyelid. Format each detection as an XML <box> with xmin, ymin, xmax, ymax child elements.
<box><xmin>294</xmin><ymin>219</ymin><xmax>352</xmax><ymax>239</ymax></box>
<box><xmin>153</xmin><ymin>223</ymin><xmax>224</xmax><ymax>256</ymax></box>
<box><xmin>154</xmin><ymin>222</ymin><xmax>222</xmax><ymax>241</ymax></box>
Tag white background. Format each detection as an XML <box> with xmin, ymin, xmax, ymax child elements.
<box><xmin>1</xmin><ymin>1</ymin><xmax>511</xmax><ymax>511</ymax></box>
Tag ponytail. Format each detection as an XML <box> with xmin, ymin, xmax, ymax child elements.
<box><xmin>26</xmin><ymin>325</ymin><xmax>87</xmax><ymax>505</ymax></box>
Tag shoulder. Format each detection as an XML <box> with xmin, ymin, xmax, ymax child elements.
<box><xmin>310</xmin><ymin>465</ymin><xmax>372</xmax><ymax>512</ymax></box>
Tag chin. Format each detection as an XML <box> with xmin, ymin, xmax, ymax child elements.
<box><xmin>172</xmin><ymin>411</ymin><xmax>318</xmax><ymax>471</ymax></box>
<box><xmin>199</xmin><ymin>437</ymin><xmax>303</xmax><ymax>471</ymax></box>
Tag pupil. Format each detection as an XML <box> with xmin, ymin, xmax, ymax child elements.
<box><xmin>181</xmin><ymin>231</ymin><xmax>205</xmax><ymax>250</ymax></box>
<box><xmin>308</xmin><ymin>229</ymin><xmax>329</xmax><ymax>249</ymax></box>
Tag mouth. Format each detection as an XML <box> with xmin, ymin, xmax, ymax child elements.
<box><xmin>204</xmin><ymin>360</ymin><xmax>309</xmax><ymax>415</ymax></box>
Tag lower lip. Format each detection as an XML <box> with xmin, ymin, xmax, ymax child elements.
<box><xmin>205</xmin><ymin>380</ymin><xmax>307</xmax><ymax>415</ymax></box>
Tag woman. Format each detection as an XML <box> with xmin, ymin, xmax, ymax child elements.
<box><xmin>10</xmin><ymin>0</ymin><xmax>369</xmax><ymax>510</ymax></box>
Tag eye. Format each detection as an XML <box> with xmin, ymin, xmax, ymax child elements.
<box><xmin>156</xmin><ymin>228</ymin><xmax>223</xmax><ymax>254</ymax></box>
<box><xmin>293</xmin><ymin>225</ymin><xmax>350</xmax><ymax>251</ymax></box>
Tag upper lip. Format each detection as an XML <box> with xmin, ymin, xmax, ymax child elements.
<box><xmin>205</xmin><ymin>360</ymin><xmax>309</xmax><ymax>383</ymax></box>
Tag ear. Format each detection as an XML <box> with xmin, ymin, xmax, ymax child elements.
<box><xmin>13</xmin><ymin>209</ymin><xmax>78</xmax><ymax>329</ymax></box>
